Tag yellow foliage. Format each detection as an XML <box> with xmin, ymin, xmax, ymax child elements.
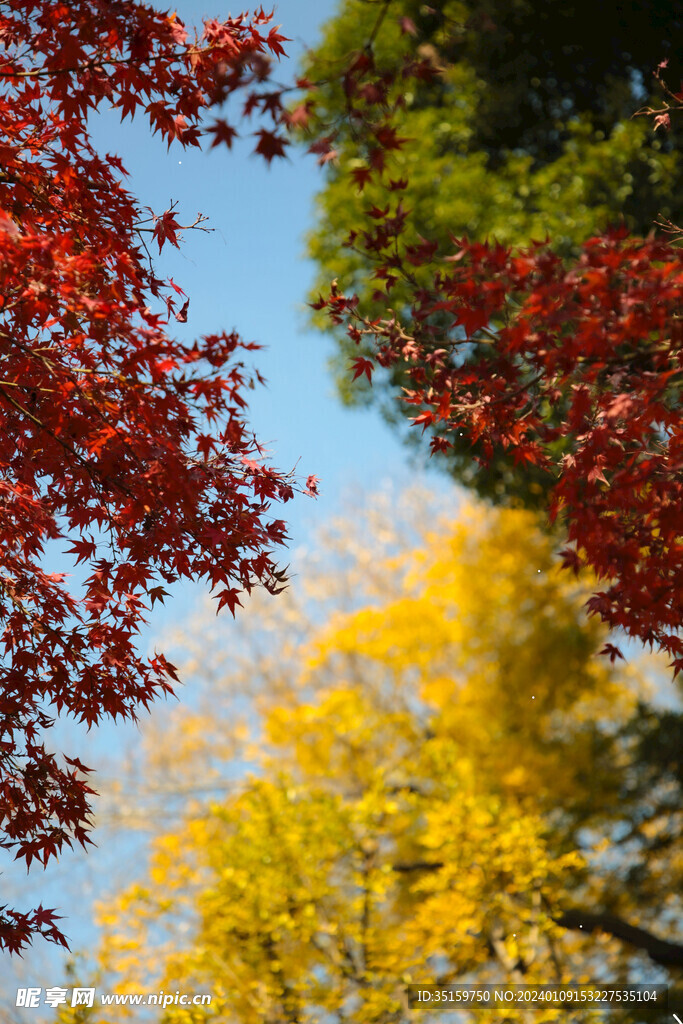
<box><xmin>59</xmin><ymin>497</ymin><xmax>677</xmax><ymax>1023</ymax></box>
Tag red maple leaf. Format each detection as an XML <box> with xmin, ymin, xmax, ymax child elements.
<box><xmin>153</xmin><ymin>209</ymin><xmax>181</xmax><ymax>251</ymax></box>
<box><xmin>208</xmin><ymin>119</ymin><xmax>238</xmax><ymax>148</ymax></box>
<box><xmin>253</xmin><ymin>129</ymin><xmax>289</xmax><ymax>164</ymax></box>
<box><xmin>351</xmin><ymin>356</ymin><xmax>374</xmax><ymax>382</ymax></box>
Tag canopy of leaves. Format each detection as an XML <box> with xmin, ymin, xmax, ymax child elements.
<box><xmin>58</xmin><ymin>501</ymin><xmax>682</xmax><ymax>1022</ymax></box>
<box><xmin>299</xmin><ymin>10</ymin><xmax>683</xmax><ymax>677</ymax></box>
<box><xmin>317</xmin><ymin>225</ymin><xmax>683</xmax><ymax>675</ymax></box>
<box><xmin>0</xmin><ymin>0</ymin><xmax>291</xmax><ymax>953</ymax></box>
<box><xmin>297</xmin><ymin>0</ymin><xmax>683</xmax><ymax>506</ymax></box>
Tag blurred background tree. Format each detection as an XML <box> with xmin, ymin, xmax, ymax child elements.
<box><xmin>53</xmin><ymin>493</ymin><xmax>682</xmax><ymax>1022</ymax></box>
<box><xmin>296</xmin><ymin>0</ymin><xmax>683</xmax><ymax>506</ymax></box>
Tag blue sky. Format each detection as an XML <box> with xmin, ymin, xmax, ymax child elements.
<box><xmin>81</xmin><ymin>0</ymin><xmax>448</xmax><ymax>620</ymax></box>
<box><xmin>1</xmin><ymin>0</ymin><xmax>453</xmax><ymax>1004</ymax></box>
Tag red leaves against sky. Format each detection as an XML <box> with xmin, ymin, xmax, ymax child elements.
<box><xmin>306</xmin><ymin>31</ymin><xmax>683</xmax><ymax>681</ymax></box>
<box><xmin>0</xmin><ymin>0</ymin><xmax>292</xmax><ymax>953</ymax></box>
<box><xmin>1</xmin><ymin>0</ymin><xmax>681</xmax><ymax>958</ymax></box>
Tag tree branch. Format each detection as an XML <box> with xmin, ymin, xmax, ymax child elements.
<box><xmin>390</xmin><ymin>867</ymin><xmax>683</xmax><ymax>972</ymax></box>
<box><xmin>553</xmin><ymin>910</ymin><xmax>683</xmax><ymax>968</ymax></box>
<box><xmin>392</xmin><ymin>860</ymin><xmax>443</xmax><ymax>873</ymax></box>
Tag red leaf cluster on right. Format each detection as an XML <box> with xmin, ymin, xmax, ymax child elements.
<box><xmin>299</xmin><ymin>34</ymin><xmax>683</xmax><ymax>678</ymax></box>
<box><xmin>321</xmin><ymin>231</ymin><xmax>683</xmax><ymax>675</ymax></box>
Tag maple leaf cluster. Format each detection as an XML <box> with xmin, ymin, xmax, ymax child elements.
<box><xmin>0</xmin><ymin>0</ymin><xmax>293</xmax><ymax>952</ymax></box>
<box><xmin>634</xmin><ymin>58</ymin><xmax>683</xmax><ymax>137</ymax></box>
<box><xmin>303</xmin><ymin>34</ymin><xmax>683</xmax><ymax>677</ymax></box>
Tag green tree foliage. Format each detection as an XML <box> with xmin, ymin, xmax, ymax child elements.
<box><xmin>55</xmin><ymin>498</ymin><xmax>682</xmax><ymax>1022</ymax></box>
<box><xmin>297</xmin><ymin>0</ymin><xmax>683</xmax><ymax>505</ymax></box>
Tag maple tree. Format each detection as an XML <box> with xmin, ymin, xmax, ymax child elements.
<box><xmin>299</xmin><ymin>0</ymin><xmax>683</xmax><ymax>511</ymax></box>
<box><xmin>0</xmin><ymin>0</ymin><xmax>296</xmax><ymax>954</ymax></box>
<box><xmin>293</xmin><ymin>2</ymin><xmax>683</xmax><ymax>676</ymax></box>
<box><xmin>54</xmin><ymin>498</ymin><xmax>682</xmax><ymax>1021</ymax></box>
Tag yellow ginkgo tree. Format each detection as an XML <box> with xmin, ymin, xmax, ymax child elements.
<box><xmin>56</xmin><ymin>497</ymin><xmax>682</xmax><ymax>1023</ymax></box>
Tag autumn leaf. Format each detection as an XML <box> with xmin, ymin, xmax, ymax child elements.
<box><xmin>399</xmin><ymin>15</ymin><xmax>417</xmax><ymax>36</ymax></box>
<box><xmin>208</xmin><ymin>119</ymin><xmax>238</xmax><ymax>148</ymax></box>
<box><xmin>350</xmin><ymin>356</ymin><xmax>374</xmax><ymax>382</ymax></box>
<box><xmin>253</xmin><ymin>129</ymin><xmax>289</xmax><ymax>164</ymax></box>
<box><xmin>153</xmin><ymin>209</ymin><xmax>182</xmax><ymax>251</ymax></box>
